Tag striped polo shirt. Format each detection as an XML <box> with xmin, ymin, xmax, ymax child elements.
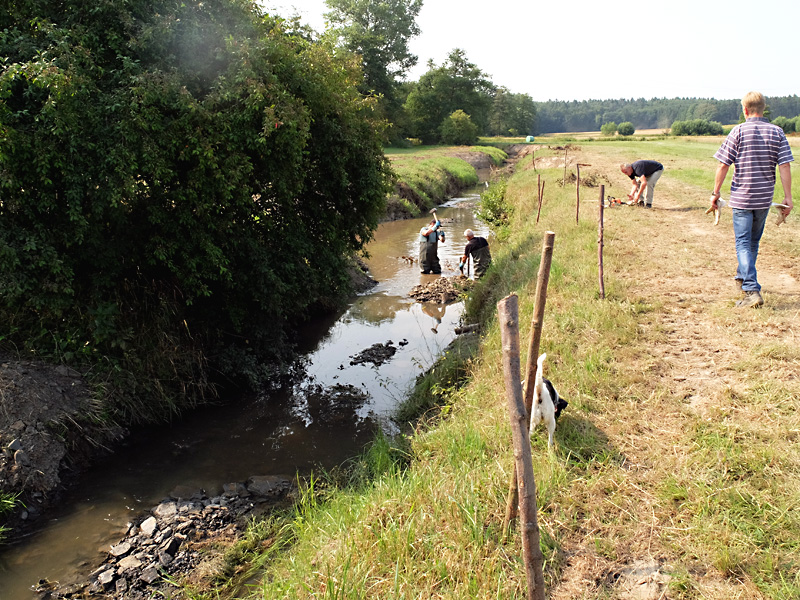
<box><xmin>714</xmin><ymin>117</ymin><xmax>794</xmax><ymax>210</ymax></box>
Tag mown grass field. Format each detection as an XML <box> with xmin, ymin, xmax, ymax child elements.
<box><xmin>192</xmin><ymin>137</ymin><xmax>799</xmax><ymax>600</ymax></box>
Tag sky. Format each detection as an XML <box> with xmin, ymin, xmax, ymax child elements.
<box><xmin>261</xmin><ymin>0</ymin><xmax>798</xmax><ymax>103</ymax></box>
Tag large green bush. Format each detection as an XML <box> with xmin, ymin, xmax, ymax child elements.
<box><xmin>476</xmin><ymin>180</ymin><xmax>510</xmax><ymax>228</ymax></box>
<box><xmin>670</xmin><ymin>119</ymin><xmax>724</xmax><ymax>136</ymax></box>
<box><xmin>0</xmin><ymin>0</ymin><xmax>392</xmax><ymax>421</ymax></box>
<box><xmin>440</xmin><ymin>110</ymin><xmax>478</xmax><ymax>145</ymax></box>
<box><xmin>600</xmin><ymin>121</ymin><xmax>618</xmax><ymax>136</ymax></box>
<box><xmin>617</xmin><ymin>121</ymin><xmax>636</xmax><ymax>136</ymax></box>
<box><xmin>771</xmin><ymin>116</ymin><xmax>796</xmax><ymax>134</ymax></box>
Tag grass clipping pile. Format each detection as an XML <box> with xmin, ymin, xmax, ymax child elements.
<box><xmin>408</xmin><ymin>276</ymin><xmax>472</xmax><ymax>304</ymax></box>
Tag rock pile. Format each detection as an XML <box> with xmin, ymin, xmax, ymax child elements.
<box><xmin>35</xmin><ymin>475</ymin><xmax>292</xmax><ymax>599</ymax></box>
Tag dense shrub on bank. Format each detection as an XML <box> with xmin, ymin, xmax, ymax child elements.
<box><xmin>670</xmin><ymin>119</ymin><xmax>724</xmax><ymax>136</ymax></box>
<box><xmin>0</xmin><ymin>0</ymin><xmax>392</xmax><ymax>422</ymax></box>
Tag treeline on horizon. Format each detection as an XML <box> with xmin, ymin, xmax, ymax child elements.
<box><xmin>531</xmin><ymin>95</ymin><xmax>800</xmax><ymax>133</ymax></box>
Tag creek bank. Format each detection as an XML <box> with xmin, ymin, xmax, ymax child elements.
<box><xmin>34</xmin><ymin>476</ymin><xmax>293</xmax><ymax>599</ymax></box>
<box><xmin>0</xmin><ymin>356</ymin><xmax>124</xmax><ymax>539</ymax></box>
<box><xmin>385</xmin><ymin>146</ymin><xmax>516</xmax><ymax>221</ymax></box>
<box><xmin>0</xmin><ymin>261</ymin><xmax>373</xmax><ymax>543</ymax></box>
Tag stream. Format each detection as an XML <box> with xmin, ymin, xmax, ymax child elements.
<box><xmin>0</xmin><ymin>187</ymin><xmax>491</xmax><ymax>598</ymax></box>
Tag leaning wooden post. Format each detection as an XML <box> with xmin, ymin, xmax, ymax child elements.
<box><xmin>562</xmin><ymin>147</ymin><xmax>568</xmax><ymax>186</ymax></box>
<box><xmin>497</xmin><ymin>294</ymin><xmax>547</xmax><ymax>600</ymax></box>
<box><xmin>531</xmin><ymin>149</ymin><xmax>537</xmax><ymax>172</ymax></box>
<box><xmin>535</xmin><ymin>175</ymin><xmax>543</xmax><ymax>224</ymax></box>
<box><xmin>503</xmin><ymin>232</ymin><xmax>555</xmax><ymax>530</ymax></box>
<box><xmin>598</xmin><ymin>184</ymin><xmax>606</xmax><ymax>299</ymax></box>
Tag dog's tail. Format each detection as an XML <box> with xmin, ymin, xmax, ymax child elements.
<box><xmin>535</xmin><ymin>353</ymin><xmax>546</xmax><ymax>404</ymax></box>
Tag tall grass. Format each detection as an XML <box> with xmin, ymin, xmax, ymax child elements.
<box><xmin>0</xmin><ymin>492</ymin><xmax>19</xmax><ymax>542</ymax></box>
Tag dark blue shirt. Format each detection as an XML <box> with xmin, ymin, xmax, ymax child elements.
<box><xmin>629</xmin><ymin>160</ymin><xmax>664</xmax><ymax>179</ymax></box>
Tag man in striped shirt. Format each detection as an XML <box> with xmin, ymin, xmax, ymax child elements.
<box><xmin>710</xmin><ymin>91</ymin><xmax>794</xmax><ymax>308</ymax></box>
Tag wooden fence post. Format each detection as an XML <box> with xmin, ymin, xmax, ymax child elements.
<box><xmin>598</xmin><ymin>184</ymin><xmax>605</xmax><ymax>299</ymax></box>
<box><xmin>536</xmin><ymin>175</ymin><xmax>543</xmax><ymax>224</ymax></box>
<box><xmin>497</xmin><ymin>294</ymin><xmax>547</xmax><ymax>600</ymax></box>
<box><xmin>576</xmin><ymin>163</ymin><xmax>581</xmax><ymax>224</ymax></box>
<box><xmin>503</xmin><ymin>232</ymin><xmax>555</xmax><ymax>529</ymax></box>
<box><xmin>576</xmin><ymin>163</ymin><xmax>591</xmax><ymax>224</ymax></box>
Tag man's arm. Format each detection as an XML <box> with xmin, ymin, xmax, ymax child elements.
<box><xmin>778</xmin><ymin>162</ymin><xmax>793</xmax><ymax>215</ymax></box>
<box><xmin>421</xmin><ymin>220</ymin><xmax>440</xmax><ymax>236</ymax></box>
<box><xmin>711</xmin><ymin>162</ymin><xmax>730</xmax><ymax>208</ymax></box>
<box><xmin>629</xmin><ymin>177</ymin><xmax>646</xmax><ymax>201</ymax></box>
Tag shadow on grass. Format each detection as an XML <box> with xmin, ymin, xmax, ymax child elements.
<box><xmin>554</xmin><ymin>414</ymin><xmax>625</xmax><ymax>467</ymax></box>
<box><xmin>658</xmin><ymin>206</ymin><xmax>696</xmax><ymax>213</ymax></box>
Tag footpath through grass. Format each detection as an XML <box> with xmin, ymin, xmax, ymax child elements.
<box><xmin>206</xmin><ymin>139</ymin><xmax>800</xmax><ymax>599</ymax></box>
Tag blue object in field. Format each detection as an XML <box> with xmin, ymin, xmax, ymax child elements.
<box><xmin>526</xmin><ymin>135</ymin><xmax>535</xmax><ymax>142</ymax></box>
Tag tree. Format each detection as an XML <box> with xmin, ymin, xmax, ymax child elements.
<box><xmin>693</xmin><ymin>101</ymin><xmax>719</xmax><ymax>121</ymax></box>
<box><xmin>404</xmin><ymin>49</ymin><xmax>495</xmax><ymax>144</ymax></box>
<box><xmin>600</xmin><ymin>122</ymin><xmax>618</xmax><ymax>136</ymax></box>
<box><xmin>617</xmin><ymin>122</ymin><xmax>636</xmax><ymax>136</ymax></box>
<box><xmin>325</xmin><ymin>0</ymin><xmax>422</xmax><ymax>141</ymax></box>
<box><xmin>0</xmin><ymin>0</ymin><xmax>392</xmax><ymax>420</ymax></box>
<box><xmin>488</xmin><ymin>88</ymin><xmax>536</xmax><ymax>137</ymax></box>
<box><xmin>440</xmin><ymin>110</ymin><xmax>478</xmax><ymax>145</ymax></box>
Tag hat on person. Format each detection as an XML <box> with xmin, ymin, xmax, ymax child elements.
<box><xmin>463</xmin><ymin>229</ymin><xmax>474</xmax><ymax>237</ymax></box>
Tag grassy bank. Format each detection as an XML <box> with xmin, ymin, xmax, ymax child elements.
<box><xmin>190</xmin><ymin>139</ymin><xmax>800</xmax><ymax>599</ymax></box>
<box><xmin>384</xmin><ymin>145</ymin><xmax>507</xmax><ymax>218</ymax></box>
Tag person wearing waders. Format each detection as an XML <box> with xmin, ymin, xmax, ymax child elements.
<box><xmin>418</xmin><ymin>217</ymin><xmax>444</xmax><ymax>274</ymax></box>
<box><xmin>460</xmin><ymin>229</ymin><xmax>492</xmax><ymax>279</ymax></box>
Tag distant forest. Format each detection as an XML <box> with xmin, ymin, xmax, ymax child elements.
<box><xmin>532</xmin><ymin>95</ymin><xmax>800</xmax><ymax>133</ymax></box>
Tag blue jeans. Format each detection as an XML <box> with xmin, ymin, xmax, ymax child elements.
<box><xmin>732</xmin><ymin>208</ymin><xmax>769</xmax><ymax>292</ymax></box>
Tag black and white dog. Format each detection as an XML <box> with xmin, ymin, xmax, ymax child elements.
<box><xmin>529</xmin><ymin>353</ymin><xmax>568</xmax><ymax>447</ymax></box>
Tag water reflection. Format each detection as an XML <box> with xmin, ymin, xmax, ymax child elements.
<box><xmin>421</xmin><ymin>302</ymin><xmax>448</xmax><ymax>333</ymax></box>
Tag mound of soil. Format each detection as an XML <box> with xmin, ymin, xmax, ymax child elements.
<box><xmin>0</xmin><ymin>355</ymin><xmax>123</xmax><ymax>535</ymax></box>
<box><xmin>409</xmin><ymin>276</ymin><xmax>472</xmax><ymax>304</ymax></box>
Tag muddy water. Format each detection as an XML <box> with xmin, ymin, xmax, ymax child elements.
<box><xmin>0</xmin><ymin>190</ymin><xmax>490</xmax><ymax>598</ymax></box>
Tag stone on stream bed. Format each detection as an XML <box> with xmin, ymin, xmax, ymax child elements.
<box><xmin>348</xmin><ymin>341</ymin><xmax>399</xmax><ymax>366</ymax></box>
<box><xmin>35</xmin><ymin>476</ymin><xmax>293</xmax><ymax>599</ymax></box>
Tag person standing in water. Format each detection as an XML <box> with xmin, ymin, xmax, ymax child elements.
<box><xmin>460</xmin><ymin>229</ymin><xmax>492</xmax><ymax>279</ymax></box>
<box><xmin>418</xmin><ymin>217</ymin><xmax>444</xmax><ymax>274</ymax></box>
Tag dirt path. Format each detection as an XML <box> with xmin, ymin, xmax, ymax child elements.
<box><xmin>551</xmin><ymin>147</ymin><xmax>800</xmax><ymax>599</ymax></box>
